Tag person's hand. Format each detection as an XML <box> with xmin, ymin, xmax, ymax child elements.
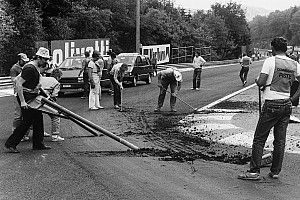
<box><xmin>20</xmin><ymin>101</ymin><xmax>28</xmax><ymax>109</ymax></box>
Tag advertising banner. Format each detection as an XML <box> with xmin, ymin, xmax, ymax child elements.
<box><xmin>50</xmin><ymin>38</ymin><xmax>109</xmax><ymax>65</ymax></box>
<box><xmin>142</xmin><ymin>44</ymin><xmax>170</xmax><ymax>64</ymax></box>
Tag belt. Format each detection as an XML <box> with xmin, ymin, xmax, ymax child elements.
<box><xmin>265</xmin><ymin>99</ymin><xmax>290</xmax><ymax>103</ymax></box>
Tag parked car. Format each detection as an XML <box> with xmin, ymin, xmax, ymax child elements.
<box><xmin>116</xmin><ymin>53</ymin><xmax>154</xmax><ymax>86</ymax></box>
<box><xmin>58</xmin><ymin>55</ymin><xmax>110</xmax><ymax>94</ymax></box>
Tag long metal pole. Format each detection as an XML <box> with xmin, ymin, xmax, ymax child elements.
<box><xmin>136</xmin><ymin>0</ymin><xmax>140</xmax><ymax>53</ymax></box>
<box><xmin>41</xmin><ymin>97</ymin><xmax>139</xmax><ymax>150</ymax></box>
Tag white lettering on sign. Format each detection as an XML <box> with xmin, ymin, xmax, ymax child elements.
<box><xmin>142</xmin><ymin>44</ymin><xmax>170</xmax><ymax>64</ymax></box>
<box><xmin>51</xmin><ymin>38</ymin><xmax>109</xmax><ymax>66</ymax></box>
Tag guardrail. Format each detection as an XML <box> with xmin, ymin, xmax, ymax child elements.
<box><xmin>0</xmin><ymin>77</ymin><xmax>13</xmax><ymax>88</ymax></box>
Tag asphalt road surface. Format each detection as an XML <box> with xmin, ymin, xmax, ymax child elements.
<box><xmin>3</xmin><ymin>61</ymin><xmax>298</xmax><ymax>200</ymax></box>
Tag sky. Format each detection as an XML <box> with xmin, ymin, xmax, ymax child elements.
<box><xmin>174</xmin><ymin>0</ymin><xmax>300</xmax><ymax>11</ymax></box>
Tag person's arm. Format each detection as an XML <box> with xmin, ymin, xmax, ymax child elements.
<box><xmin>113</xmin><ymin>69</ymin><xmax>123</xmax><ymax>89</ymax></box>
<box><xmin>15</xmin><ymin>75</ymin><xmax>27</xmax><ymax>108</ymax></box>
<box><xmin>88</xmin><ymin>62</ymin><xmax>95</xmax><ymax>88</ymax></box>
<box><xmin>255</xmin><ymin>73</ymin><xmax>268</xmax><ymax>88</ymax></box>
<box><xmin>78</xmin><ymin>60</ymin><xmax>86</xmax><ymax>76</ymax></box>
<box><xmin>97</xmin><ymin>60</ymin><xmax>104</xmax><ymax>78</ymax></box>
<box><xmin>177</xmin><ymin>81</ymin><xmax>181</xmax><ymax>91</ymax></box>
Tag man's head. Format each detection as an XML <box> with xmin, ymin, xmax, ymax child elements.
<box><xmin>84</xmin><ymin>51</ymin><xmax>90</xmax><ymax>58</ymax></box>
<box><xmin>51</xmin><ymin>68</ymin><xmax>63</xmax><ymax>81</ymax></box>
<box><xmin>120</xmin><ymin>63</ymin><xmax>128</xmax><ymax>72</ymax></box>
<box><xmin>92</xmin><ymin>50</ymin><xmax>101</xmax><ymax>60</ymax></box>
<box><xmin>195</xmin><ymin>52</ymin><xmax>199</xmax><ymax>57</ymax></box>
<box><xmin>271</xmin><ymin>37</ymin><xmax>287</xmax><ymax>54</ymax></box>
<box><xmin>17</xmin><ymin>53</ymin><xmax>29</xmax><ymax>67</ymax></box>
<box><xmin>35</xmin><ymin>47</ymin><xmax>50</xmax><ymax>68</ymax></box>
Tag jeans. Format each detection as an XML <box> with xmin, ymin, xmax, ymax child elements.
<box><xmin>5</xmin><ymin>98</ymin><xmax>45</xmax><ymax>148</ymax></box>
<box><xmin>110</xmin><ymin>75</ymin><xmax>121</xmax><ymax>106</ymax></box>
<box><xmin>83</xmin><ymin>72</ymin><xmax>90</xmax><ymax>97</ymax></box>
<box><xmin>239</xmin><ymin>67</ymin><xmax>249</xmax><ymax>83</ymax></box>
<box><xmin>250</xmin><ymin>99</ymin><xmax>292</xmax><ymax>174</ymax></box>
<box><xmin>192</xmin><ymin>68</ymin><xmax>202</xmax><ymax>89</ymax></box>
<box><xmin>158</xmin><ymin>79</ymin><xmax>177</xmax><ymax>109</ymax></box>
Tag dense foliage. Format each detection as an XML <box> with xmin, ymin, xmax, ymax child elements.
<box><xmin>0</xmin><ymin>0</ymin><xmax>251</xmax><ymax>75</ymax></box>
<box><xmin>249</xmin><ymin>6</ymin><xmax>300</xmax><ymax>50</ymax></box>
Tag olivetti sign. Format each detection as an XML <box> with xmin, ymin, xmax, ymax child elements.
<box><xmin>50</xmin><ymin>38</ymin><xmax>110</xmax><ymax>65</ymax></box>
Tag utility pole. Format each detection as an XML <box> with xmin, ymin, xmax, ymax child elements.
<box><xmin>136</xmin><ymin>0</ymin><xmax>140</xmax><ymax>53</ymax></box>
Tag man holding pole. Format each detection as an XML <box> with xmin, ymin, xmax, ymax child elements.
<box><xmin>154</xmin><ymin>67</ymin><xmax>182</xmax><ymax>112</ymax></box>
<box><xmin>238</xmin><ymin>37</ymin><xmax>300</xmax><ymax>180</ymax></box>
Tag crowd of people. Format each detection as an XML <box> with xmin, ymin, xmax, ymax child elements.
<box><xmin>5</xmin><ymin>38</ymin><xmax>300</xmax><ymax>183</ymax></box>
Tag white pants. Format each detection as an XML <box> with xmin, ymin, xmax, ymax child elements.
<box><xmin>89</xmin><ymin>75</ymin><xmax>101</xmax><ymax>109</ymax></box>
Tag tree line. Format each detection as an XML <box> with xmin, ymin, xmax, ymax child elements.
<box><xmin>1</xmin><ymin>0</ymin><xmax>252</xmax><ymax>75</ymax></box>
<box><xmin>249</xmin><ymin>6</ymin><xmax>300</xmax><ymax>51</ymax></box>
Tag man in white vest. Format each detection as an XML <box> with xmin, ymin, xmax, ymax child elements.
<box><xmin>238</xmin><ymin>37</ymin><xmax>300</xmax><ymax>180</ymax></box>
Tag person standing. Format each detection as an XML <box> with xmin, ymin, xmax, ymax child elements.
<box><xmin>109</xmin><ymin>63</ymin><xmax>128</xmax><ymax>109</ymax></box>
<box><xmin>5</xmin><ymin>47</ymin><xmax>51</xmax><ymax>153</ymax></box>
<box><xmin>238</xmin><ymin>37</ymin><xmax>300</xmax><ymax>180</ymax></box>
<box><xmin>78</xmin><ymin>51</ymin><xmax>90</xmax><ymax>99</ymax></box>
<box><xmin>10</xmin><ymin>53</ymin><xmax>30</xmax><ymax>141</ymax></box>
<box><xmin>40</xmin><ymin>68</ymin><xmax>64</xmax><ymax>142</ymax></box>
<box><xmin>191</xmin><ymin>52</ymin><xmax>206</xmax><ymax>90</ymax></box>
<box><xmin>154</xmin><ymin>67</ymin><xmax>182</xmax><ymax>112</ymax></box>
<box><xmin>88</xmin><ymin>50</ymin><xmax>104</xmax><ymax>110</ymax></box>
<box><xmin>239</xmin><ymin>53</ymin><xmax>252</xmax><ymax>86</ymax></box>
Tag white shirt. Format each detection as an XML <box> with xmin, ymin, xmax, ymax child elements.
<box><xmin>193</xmin><ymin>56</ymin><xmax>206</xmax><ymax>69</ymax></box>
<box><xmin>261</xmin><ymin>55</ymin><xmax>300</xmax><ymax>100</ymax></box>
<box><xmin>40</xmin><ymin>76</ymin><xmax>60</xmax><ymax>97</ymax></box>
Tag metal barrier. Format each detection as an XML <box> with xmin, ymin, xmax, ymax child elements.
<box><xmin>0</xmin><ymin>77</ymin><xmax>13</xmax><ymax>88</ymax></box>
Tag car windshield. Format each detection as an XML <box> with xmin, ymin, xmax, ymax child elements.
<box><xmin>116</xmin><ymin>56</ymin><xmax>136</xmax><ymax>65</ymax></box>
<box><xmin>59</xmin><ymin>57</ymin><xmax>83</xmax><ymax>70</ymax></box>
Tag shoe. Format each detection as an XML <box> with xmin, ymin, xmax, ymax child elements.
<box><xmin>195</xmin><ymin>88</ymin><xmax>200</xmax><ymax>91</ymax></box>
<box><xmin>243</xmin><ymin>81</ymin><xmax>247</xmax><ymax>86</ymax></box>
<box><xmin>51</xmin><ymin>135</ymin><xmax>65</xmax><ymax>142</ymax></box>
<box><xmin>190</xmin><ymin>88</ymin><xmax>196</xmax><ymax>90</ymax></box>
<box><xmin>44</xmin><ymin>132</ymin><xmax>51</xmax><ymax>137</ymax></box>
<box><xmin>33</xmin><ymin>145</ymin><xmax>51</xmax><ymax>150</ymax></box>
<box><xmin>237</xmin><ymin>171</ymin><xmax>261</xmax><ymax>180</ymax></box>
<box><xmin>170</xmin><ymin>109</ymin><xmax>177</xmax><ymax>112</ymax></box>
<box><xmin>21</xmin><ymin>135</ymin><xmax>30</xmax><ymax>142</ymax></box>
<box><xmin>268</xmin><ymin>172</ymin><xmax>279</xmax><ymax>179</ymax></box>
<box><xmin>97</xmin><ymin>106</ymin><xmax>104</xmax><ymax>109</ymax></box>
<box><xmin>89</xmin><ymin>107</ymin><xmax>99</xmax><ymax>110</ymax></box>
<box><xmin>114</xmin><ymin>105</ymin><xmax>120</xmax><ymax>109</ymax></box>
<box><xmin>154</xmin><ymin>108</ymin><xmax>161</xmax><ymax>112</ymax></box>
<box><xmin>5</xmin><ymin>145</ymin><xmax>20</xmax><ymax>153</ymax></box>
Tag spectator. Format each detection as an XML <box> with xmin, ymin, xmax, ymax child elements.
<box><xmin>109</xmin><ymin>63</ymin><xmax>128</xmax><ymax>109</ymax></box>
<box><xmin>239</xmin><ymin>53</ymin><xmax>252</xmax><ymax>86</ymax></box>
<box><xmin>10</xmin><ymin>53</ymin><xmax>30</xmax><ymax>141</ymax></box>
<box><xmin>154</xmin><ymin>67</ymin><xmax>182</xmax><ymax>112</ymax></box>
<box><xmin>5</xmin><ymin>47</ymin><xmax>51</xmax><ymax>153</ymax></box>
<box><xmin>238</xmin><ymin>37</ymin><xmax>300</xmax><ymax>180</ymax></box>
<box><xmin>107</xmin><ymin>50</ymin><xmax>118</xmax><ymax>95</ymax></box>
<box><xmin>88</xmin><ymin>50</ymin><xmax>104</xmax><ymax>110</ymax></box>
<box><xmin>191</xmin><ymin>52</ymin><xmax>206</xmax><ymax>90</ymax></box>
<box><xmin>40</xmin><ymin>68</ymin><xmax>64</xmax><ymax>142</ymax></box>
<box><xmin>151</xmin><ymin>54</ymin><xmax>158</xmax><ymax>77</ymax></box>
<box><xmin>78</xmin><ymin>51</ymin><xmax>91</xmax><ymax>99</ymax></box>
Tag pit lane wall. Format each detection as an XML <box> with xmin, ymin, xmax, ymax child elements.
<box><xmin>36</xmin><ymin>38</ymin><xmax>110</xmax><ymax>66</ymax></box>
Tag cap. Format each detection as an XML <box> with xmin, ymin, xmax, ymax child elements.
<box><xmin>174</xmin><ymin>70</ymin><xmax>182</xmax><ymax>82</ymax></box>
<box><xmin>36</xmin><ymin>47</ymin><xmax>50</xmax><ymax>59</ymax></box>
<box><xmin>18</xmin><ymin>53</ymin><xmax>29</xmax><ymax>62</ymax></box>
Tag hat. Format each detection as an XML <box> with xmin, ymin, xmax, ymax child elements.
<box><xmin>18</xmin><ymin>53</ymin><xmax>29</xmax><ymax>62</ymax></box>
<box><xmin>36</xmin><ymin>47</ymin><xmax>50</xmax><ymax>59</ymax></box>
<box><xmin>174</xmin><ymin>70</ymin><xmax>182</xmax><ymax>82</ymax></box>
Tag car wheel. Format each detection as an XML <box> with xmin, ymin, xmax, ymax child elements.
<box><xmin>145</xmin><ymin>74</ymin><xmax>152</xmax><ymax>84</ymax></box>
<box><xmin>132</xmin><ymin>76</ymin><xmax>137</xmax><ymax>87</ymax></box>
